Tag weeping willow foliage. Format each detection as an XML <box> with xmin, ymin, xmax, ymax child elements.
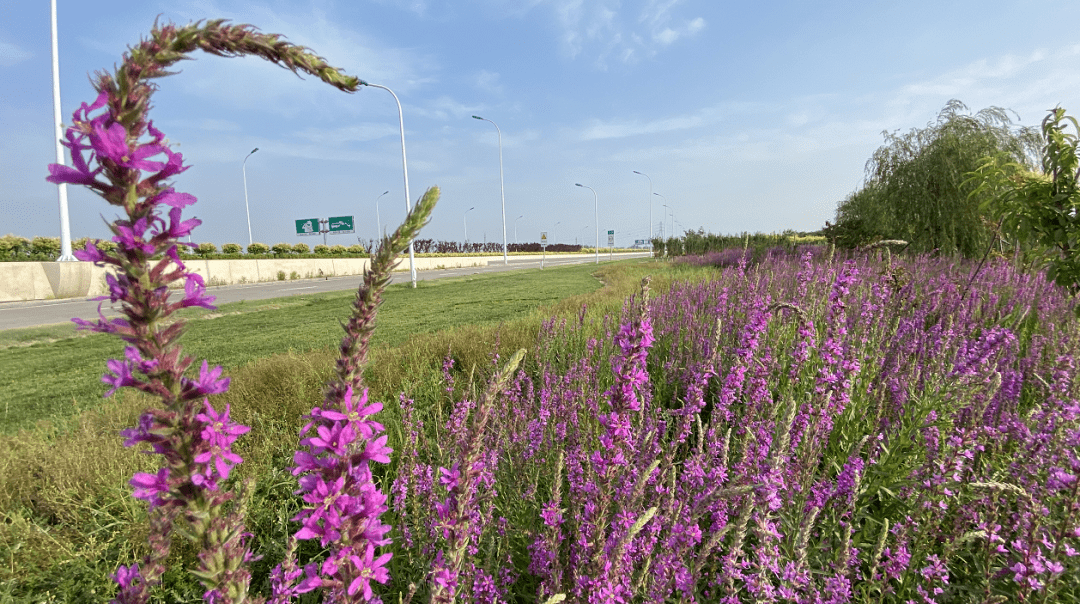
<box><xmin>830</xmin><ymin>100</ymin><xmax>1042</xmax><ymax>256</ymax></box>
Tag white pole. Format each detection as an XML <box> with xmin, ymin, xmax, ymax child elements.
<box><xmin>514</xmin><ymin>214</ymin><xmax>523</xmax><ymax>244</ymax></box>
<box><xmin>50</xmin><ymin>0</ymin><xmax>74</xmax><ymax>261</ymax></box>
<box><xmin>242</xmin><ymin>147</ymin><xmax>258</xmax><ymax>246</ymax></box>
<box><xmin>472</xmin><ymin>116</ymin><xmax>509</xmax><ymax>265</ymax></box>
<box><xmin>633</xmin><ymin>170</ymin><xmax>652</xmax><ymax>242</ymax></box>
<box><xmin>363</xmin><ymin>82</ymin><xmax>417</xmax><ymax>288</ymax></box>
<box><xmin>576</xmin><ymin>183</ymin><xmax>599</xmax><ymax>264</ymax></box>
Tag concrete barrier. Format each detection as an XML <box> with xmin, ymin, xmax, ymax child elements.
<box><xmin>0</xmin><ymin>255</ymin><xmax>492</xmax><ymax>303</ymax></box>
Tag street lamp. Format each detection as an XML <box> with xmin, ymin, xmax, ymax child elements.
<box><xmin>575</xmin><ymin>183</ymin><xmax>599</xmax><ymax>264</ymax></box>
<box><xmin>374</xmin><ymin>190</ymin><xmax>389</xmax><ymax>237</ymax></box>
<box><xmin>362</xmin><ymin>81</ymin><xmax>417</xmax><ymax>288</ymax></box>
<box><xmin>242</xmin><ymin>147</ymin><xmax>259</xmax><ymax>246</ymax></box>
<box><xmin>514</xmin><ymin>214</ymin><xmax>524</xmax><ymax>244</ymax></box>
<box><xmin>633</xmin><ymin>170</ymin><xmax>653</xmax><ymax>241</ymax></box>
<box><xmin>472</xmin><ymin>115</ymin><xmax>509</xmax><ymax>265</ymax></box>
<box><xmin>552</xmin><ymin>221</ymin><xmax>561</xmax><ymax>244</ymax></box>
<box><xmin>50</xmin><ymin>0</ymin><xmax>74</xmax><ymax>261</ymax></box>
<box><xmin>464</xmin><ymin>207</ymin><xmax>475</xmax><ymax>245</ymax></box>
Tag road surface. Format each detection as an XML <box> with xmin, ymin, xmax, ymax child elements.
<box><xmin>0</xmin><ymin>252</ymin><xmax>652</xmax><ymax>331</ymax></box>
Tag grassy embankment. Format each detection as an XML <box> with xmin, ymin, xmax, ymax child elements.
<box><xmin>0</xmin><ymin>257</ymin><xmax>680</xmax><ymax>600</ymax></box>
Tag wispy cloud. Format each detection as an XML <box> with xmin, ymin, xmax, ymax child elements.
<box><xmin>0</xmin><ymin>39</ymin><xmax>31</xmax><ymax>67</ymax></box>
<box><xmin>412</xmin><ymin>95</ymin><xmax>488</xmax><ymax>121</ymax></box>
<box><xmin>521</xmin><ymin>0</ymin><xmax>704</xmax><ymax>67</ymax></box>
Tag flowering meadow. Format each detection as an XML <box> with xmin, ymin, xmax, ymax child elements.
<box><xmin>10</xmin><ymin>17</ymin><xmax>1080</xmax><ymax>604</ymax></box>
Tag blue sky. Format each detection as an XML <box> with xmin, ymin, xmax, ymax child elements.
<box><xmin>3</xmin><ymin>0</ymin><xmax>1080</xmax><ymax>248</ymax></box>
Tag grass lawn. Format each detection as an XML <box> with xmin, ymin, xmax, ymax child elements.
<box><xmin>0</xmin><ymin>260</ymin><xmax>631</xmax><ymax>434</ymax></box>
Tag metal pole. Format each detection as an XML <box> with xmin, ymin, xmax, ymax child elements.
<box><xmin>374</xmin><ymin>190</ymin><xmax>388</xmax><ymax>237</ymax></box>
<box><xmin>514</xmin><ymin>215</ymin><xmax>523</xmax><ymax>244</ymax></box>
<box><xmin>575</xmin><ymin>183</ymin><xmax>599</xmax><ymax>264</ymax></box>
<box><xmin>633</xmin><ymin>170</ymin><xmax>652</xmax><ymax>242</ymax></box>
<box><xmin>363</xmin><ymin>82</ymin><xmax>417</xmax><ymax>287</ymax></box>
<box><xmin>472</xmin><ymin>116</ymin><xmax>509</xmax><ymax>265</ymax></box>
<box><xmin>242</xmin><ymin>148</ymin><xmax>258</xmax><ymax>246</ymax></box>
<box><xmin>50</xmin><ymin>0</ymin><xmax>74</xmax><ymax>261</ymax></box>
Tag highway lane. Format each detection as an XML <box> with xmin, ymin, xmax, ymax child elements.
<box><xmin>0</xmin><ymin>252</ymin><xmax>651</xmax><ymax>331</ymax></box>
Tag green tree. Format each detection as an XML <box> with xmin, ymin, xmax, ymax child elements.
<box><xmin>221</xmin><ymin>243</ymin><xmax>242</xmax><ymax>254</ymax></box>
<box><xmin>972</xmin><ymin>107</ymin><xmax>1080</xmax><ymax>294</ymax></box>
<box><xmin>831</xmin><ymin>100</ymin><xmax>1041</xmax><ymax>256</ymax></box>
<box><xmin>292</xmin><ymin>242</ymin><xmax>310</xmax><ymax>254</ymax></box>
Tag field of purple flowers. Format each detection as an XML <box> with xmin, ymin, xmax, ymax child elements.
<box><xmin>16</xmin><ymin>18</ymin><xmax>1079</xmax><ymax>604</ymax></box>
<box><xmin>368</xmin><ymin>248</ymin><xmax>1080</xmax><ymax>603</ymax></box>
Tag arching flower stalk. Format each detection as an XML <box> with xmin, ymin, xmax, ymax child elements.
<box><xmin>46</xmin><ymin>19</ymin><xmax>436</xmax><ymax>604</ymax></box>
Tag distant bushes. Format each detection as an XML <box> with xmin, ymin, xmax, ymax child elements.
<box><xmin>651</xmin><ymin>230</ymin><xmax>826</xmax><ymax>260</ymax></box>
<box><xmin>3</xmin><ymin>235</ymin><xmax>585</xmax><ymax>261</ymax></box>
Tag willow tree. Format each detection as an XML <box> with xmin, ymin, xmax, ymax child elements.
<box><xmin>831</xmin><ymin>100</ymin><xmax>1041</xmax><ymax>256</ymax></box>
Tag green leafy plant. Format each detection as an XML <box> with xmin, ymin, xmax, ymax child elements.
<box><xmin>271</xmin><ymin>242</ymin><xmax>293</xmax><ymax>255</ymax></box>
<box><xmin>330</xmin><ymin>244</ymin><xmax>347</xmax><ymax>255</ymax></box>
<box><xmin>196</xmin><ymin>242</ymin><xmax>217</xmax><ymax>256</ymax></box>
<box><xmin>221</xmin><ymin>243</ymin><xmax>242</xmax><ymax>254</ymax></box>
<box><xmin>313</xmin><ymin>244</ymin><xmax>330</xmax><ymax>254</ymax></box>
<box><xmin>972</xmin><ymin>107</ymin><xmax>1080</xmax><ymax>295</ymax></box>
<box><xmin>292</xmin><ymin>242</ymin><xmax>310</xmax><ymax>254</ymax></box>
<box><xmin>247</xmin><ymin>242</ymin><xmax>269</xmax><ymax>255</ymax></box>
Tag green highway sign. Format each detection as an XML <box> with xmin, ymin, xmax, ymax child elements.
<box><xmin>607</xmin><ymin>230</ymin><xmax>615</xmax><ymax>246</ymax></box>
<box><xmin>328</xmin><ymin>216</ymin><xmax>354</xmax><ymax>234</ymax></box>
<box><xmin>295</xmin><ymin>218</ymin><xmax>320</xmax><ymax>236</ymax></box>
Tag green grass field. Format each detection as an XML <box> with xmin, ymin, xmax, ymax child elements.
<box><xmin>0</xmin><ymin>261</ymin><xmax>636</xmax><ymax>434</ymax></box>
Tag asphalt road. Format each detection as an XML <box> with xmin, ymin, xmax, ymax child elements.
<box><xmin>0</xmin><ymin>252</ymin><xmax>652</xmax><ymax>331</ymax></box>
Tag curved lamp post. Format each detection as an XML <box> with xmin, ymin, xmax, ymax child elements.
<box><xmin>514</xmin><ymin>214</ymin><xmax>524</xmax><ymax>244</ymax></box>
<box><xmin>362</xmin><ymin>81</ymin><xmax>417</xmax><ymax>287</ymax></box>
<box><xmin>464</xmin><ymin>206</ymin><xmax>475</xmax><ymax>245</ymax></box>
<box><xmin>374</xmin><ymin>190</ymin><xmax>389</xmax><ymax>237</ymax></box>
<box><xmin>242</xmin><ymin>147</ymin><xmax>258</xmax><ymax>246</ymax></box>
<box><xmin>632</xmin><ymin>170</ymin><xmax>652</xmax><ymax>241</ymax></box>
<box><xmin>472</xmin><ymin>115</ymin><xmax>509</xmax><ymax>265</ymax></box>
<box><xmin>654</xmin><ymin>192</ymin><xmax>669</xmax><ymax>238</ymax></box>
<box><xmin>552</xmin><ymin>221</ymin><xmax>561</xmax><ymax>244</ymax></box>
<box><xmin>575</xmin><ymin>183</ymin><xmax>599</xmax><ymax>264</ymax></box>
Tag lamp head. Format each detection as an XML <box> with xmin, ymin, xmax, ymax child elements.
<box><xmin>633</xmin><ymin>170</ymin><xmax>642</xmax><ymax>175</ymax></box>
<box><xmin>251</xmin><ymin>148</ymin><xmax>259</xmax><ymax>154</ymax></box>
<box><xmin>575</xmin><ymin>183</ymin><xmax>583</xmax><ymax>187</ymax></box>
<box><xmin>472</xmin><ymin>115</ymin><xmax>484</xmax><ymax>120</ymax></box>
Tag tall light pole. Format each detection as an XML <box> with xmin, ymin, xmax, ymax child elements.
<box><xmin>552</xmin><ymin>221</ymin><xmax>561</xmax><ymax>244</ymax></box>
<box><xmin>575</xmin><ymin>183</ymin><xmax>599</xmax><ymax>264</ymax></box>
<box><xmin>514</xmin><ymin>214</ymin><xmax>524</xmax><ymax>244</ymax></box>
<box><xmin>362</xmin><ymin>81</ymin><xmax>417</xmax><ymax>288</ymax></box>
<box><xmin>632</xmin><ymin>170</ymin><xmax>652</xmax><ymax>242</ymax></box>
<box><xmin>50</xmin><ymin>0</ymin><xmax>74</xmax><ymax>261</ymax></box>
<box><xmin>464</xmin><ymin>206</ymin><xmax>475</xmax><ymax>245</ymax></box>
<box><xmin>374</xmin><ymin>190</ymin><xmax>389</xmax><ymax>237</ymax></box>
<box><xmin>471</xmin><ymin>116</ymin><xmax>508</xmax><ymax>265</ymax></box>
<box><xmin>242</xmin><ymin>147</ymin><xmax>258</xmax><ymax>246</ymax></box>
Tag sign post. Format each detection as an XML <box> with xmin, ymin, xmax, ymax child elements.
<box><xmin>540</xmin><ymin>231</ymin><xmax>548</xmax><ymax>269</ymax></box>
<box><xmin>607</xmin><ymin>229</ymin><xmax>614</xmax><ymax>260</ymax></box>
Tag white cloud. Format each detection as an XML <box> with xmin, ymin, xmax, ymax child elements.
<box><xmin>156</xmin><ymin>0</ymin><xmax>439</xmax><ymax>117</ymax></box>
<box><xmin>475</xmin><ymin>70</ymin><xmax>504</xmax><ymax>95</ymax></box>
<box><xmin>0</xmin><ymin>40</ymin><xmax>31</xmax><ymax>67</ymax></box>
<box><xmin>412</xmin><ymin>95</ymin><xmax>488</xmax><ymax>121</ymax></box>
<box><xmin>523</xmin><ymin>0</ymin><xmax>704</xmax><ymax>66</ymax></box>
